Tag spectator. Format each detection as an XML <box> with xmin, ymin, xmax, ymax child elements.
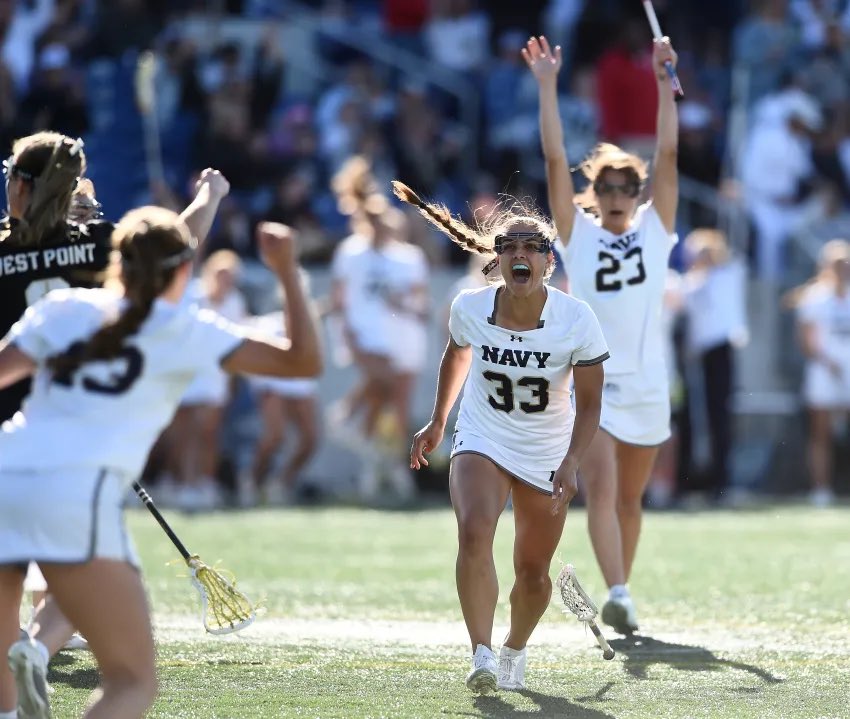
<box><xmin>424</xmin><ymin>0</ymin><xmax>490</xmax><ymax>75</ymax></box>
<box><xmin>21</xmin><ymin>43</ymin><xmax>88</xmax><ymax>137</ymax></box>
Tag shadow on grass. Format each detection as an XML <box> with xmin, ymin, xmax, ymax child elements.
<box><xmin>609</xmin><ymin>635</ymin><xmax>783</xmax><ymax>685</ymax></box>
<box><xmin>47</xmin><ymin>651</ymin><xmax>98</xmax><ymax>691</ymax></box>
<box><xmin>468</xmin><ymin>689</ymin><xmax>618</xmax><ymax>719</ymax></box>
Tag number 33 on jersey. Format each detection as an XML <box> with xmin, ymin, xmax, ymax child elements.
<box><xmin>448</xmin><ymin>285</ymin><xmax>608</xmax><ymax>469</ymax></box>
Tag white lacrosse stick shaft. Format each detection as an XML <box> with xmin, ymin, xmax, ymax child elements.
<box><xmin>641</xmin><ymin>0</ymin><xmax>684</xmax><ymax>96</ymax></box>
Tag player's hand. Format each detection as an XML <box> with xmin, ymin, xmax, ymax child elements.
<box><xmin>410</xmin><ymin>420</ymin><xmax>444</xmax><ymax>470</ymax></box>
<box><xmin>551</xmin><ymin>460</ymin><xmax>579</xmax><ymax>516</ymax></box>
<box><xmin>652</xmin><ymin>37</ymin><xmax>678</xmax><ymax>80</ymax></box>
<box><xmin>522</xmin><ymin>36</ymin><xmax>562</xmax><ymax>85</ymax></box>
<box><xmin>257</xmin><ymin>222</ymin><xmax>296</xmax><ymax>272</ymax></box>
<box><xmin>196</xmin><ymin>168</ymin><xmax>231</xmax><ymax>199</ymax></box>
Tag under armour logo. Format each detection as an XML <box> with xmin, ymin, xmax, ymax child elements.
<box><xmin>510</xmin><ymin>335</ymin><xmax>523</xmax><ymax>342</ymax></box>
<box><xmin>458</xmin><ymin>441</ymin><xmax>463</xmax><ymax>446</ymax></box>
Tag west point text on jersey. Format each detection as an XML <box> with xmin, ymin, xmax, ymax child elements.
<box><xmin>0</xmin><ymin>243</ymin><xmax>98</xmax><ymax>276</ymax></box>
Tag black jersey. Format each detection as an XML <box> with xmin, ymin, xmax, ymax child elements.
<box><xmin>0</xmin><ymin>219</ymin><xmax>113</xmax><ymax>422</ymax></box>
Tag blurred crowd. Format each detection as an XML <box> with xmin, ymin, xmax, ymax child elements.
<box><xmin>2</xmin><ymin>0</ymin><xmax>850</xmax><ymax>509</ymax></box>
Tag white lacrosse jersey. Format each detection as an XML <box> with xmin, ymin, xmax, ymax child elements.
<box><xmin>0</xmin><ymin>287</ymin><xmax>246</xmax><ymax>477</ymax></box>
<box><xmin>449</xmin><ymin>285</ymin><xmax>608</xmax><ymax>469</ymax></box>
<box><xmin>797</xmin><ymin>285</ymin><xmax>850</xmax><ymax>365</ymax></box>
<box><xmin>557</xmin><ymin>202</ymin><xmax>677</xmax><ymax>377</ymax></box>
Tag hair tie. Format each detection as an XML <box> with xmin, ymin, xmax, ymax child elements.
<box><xmin>69</xmin><ymin>138</ymin><xmax>84</xmax><ymax>157</ymax></box>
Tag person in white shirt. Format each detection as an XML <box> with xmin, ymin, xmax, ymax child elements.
<box><xmin>794</xmin><ymin>238</ymin><xmax>850</xmax><ymax>507</ymax></box>
<box><xmin>682</xmin><ymin>229</ymin><xmax>748</xmax><ymax>501</ymax></box>
<box><xmin>525</xmin><ymin>34</ymin><xmax>679</xmax><ymax>634</ymax></box>
<box><xmin>164</xmin><ymin>250</ymin><xmax>248</xmax><ymax>511</ymax></box>
<box><xmin>398</xmin><ymin>181</ymin><xmax>607</xmax><ymax>694</ymax></box>
<box><xmin>328</xmin><ymin>157</ymin><xmax>426</xmax><ymax>501</ymax></box>
<box><xmin>0</xmin><ymin>213</ymin><xmax>321</xmax><ymax>719</ymax></box>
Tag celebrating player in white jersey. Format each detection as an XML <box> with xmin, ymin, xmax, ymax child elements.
<box><xmin>525</xmin><ymin>34</ymin><xmax>679</xmax><ymax>634</ymax></box>
<box><xmin>0</xmin><ymin>212</ymin><xmax>321</xmax><ymax>719</ymax></box>
<box><xmin>794</xmin><ymin>239</ymin><xmax>850</xmax><ymax>507</ymax></box>
<box><xmin>398</xmin><ymin>181</ymin><xmax>607</xmax><ymax>694</ymax></box>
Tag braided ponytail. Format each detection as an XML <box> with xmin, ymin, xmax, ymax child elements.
<box><xmin>48</xmin><ymin>207</ymin><xmax>194</xmax><ymax>379</ymax></box>
<box><xmin>391</xmin><ymin>181</ymin><xmax>492</xmax><ymax>255</ymax></box>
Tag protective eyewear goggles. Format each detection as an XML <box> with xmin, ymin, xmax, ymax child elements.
<box><xmin>592</xmin><ymin>179</ymin><xmax>641</xmax><ymax>198</ymax></box>
<box><xmin>494</xmin><ymin>232</ymin><xmax>553</xmax><ymax>255</ymax></box>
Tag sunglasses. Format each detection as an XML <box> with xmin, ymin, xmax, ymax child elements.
<box><xmin>2</xmin><ymin>158</ymin><xmax>35</xmax><ymax>183</ymax></box>
<box><xmin>593</xmin><ymin>180</ymin><xmax>641</xmax><ymax>198</ymax></box>
<box><xmin>494</xmin><ymin>232</ymin><xmax>552</xmax><ymax>255</ymax></box>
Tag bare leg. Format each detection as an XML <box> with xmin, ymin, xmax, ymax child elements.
<box><xmin>581</xmin><ymin>430</ymin><xmax>625</xmax><ymax>588</ymax></box>
<box><xmin>615</xmin><ymin>441</ymin><xmax>660</xmax><ymax>582</ymax></box>
<box><xmin>503</xmin><ymin>481</ymin><xmax>567</xmax><ymax>650</ymax></box>
<box><xmin>0</xmin><ymin>568</ymin><xmax>24</xmax><ymax>713</ymax></box>
<box><xmin>279</xmin><ymin>397</ymin><xmax>319</xmax><ymax>490</ymax></box>
<box><xmin>29</xmin><ymin>594</ymin><xmax>76</xmax><ymax>657</ymax></box>
<box><xmin>252</xmin><ymin>393</ymin><xmax>285</xmax><ymax>487</ymax></box>
<box><xmin>449</xmin><ymin>454</ymin><xmax>512</xmax><ymax>651</ymax></box>
<box><xmin>807</xmin><ymin>408</ymin><xmax>833</xmax><ymax>492</ymax></box>
<box><xmin>41</xmin><ymin>560</ymin><xmax>157</xmax><ymax>719</ymax></box>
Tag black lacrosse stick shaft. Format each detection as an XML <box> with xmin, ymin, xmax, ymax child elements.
<box><xmin>132</xmin><ymin>481</ymin><xmax>192</xmax><ymax>562</ymax></box>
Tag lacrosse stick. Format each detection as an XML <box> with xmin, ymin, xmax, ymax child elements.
<box><xmin>134</xmin><ymin>51</ymin><xmax>166</xmax><ymax>186</ymax></box>
<box><xmin>641</xmin><ymin>0</ymin><xmax>684</xmax><ymax>97</ymax></box>
<box><xmin>132</xmin><ymin>481</ymin><xmax>257</xmax><ymax>635</ymax></box>
<box><xmin>556</xmin><ymin>564</ymin><xmax>615</xmax><ymax>660</ymax></box>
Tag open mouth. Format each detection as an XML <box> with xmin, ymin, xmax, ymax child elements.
<box><xmin>511</xmin><ymin>263</ymin><xmax>531</xmax><ymax>284</ymax></box>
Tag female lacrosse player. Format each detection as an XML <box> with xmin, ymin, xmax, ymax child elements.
<box><xmin>525</xmin><ymin>34</ymin><xmax>679</xmax><ymax>635</ymax></box>
<box><xmin>0</xmin><ymin>132</ymin><xmax>232</xmax><ymax>713</ymax></box>
<box><xmin>400</xmin><ymin>182</ymin><xmax>607</xmax><ymax>694</ymax></box>
<box><xmin>793</xmin><ymin>239</ymin><xmax>850</xmax><ymax>508</ymax></box>
<box><xmin>0</xmin><ymin>213</ymin><xmax>320</xmax><ymax>719</ymax></box>
<box><xmin>166</xmin><ymin>250</ymin><xmax>247</xmax><ymax>511</ymax></box>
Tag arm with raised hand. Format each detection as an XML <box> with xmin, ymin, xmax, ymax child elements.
<box><xmin>222</xmin><ymin>223</ymin><xmax>323</xmax><ymax>379</ymax></box>
<box><xmin>522</xmin><ymin>35</ymin><xmax>576</xmax><ymax>243</ymax></box>
<box><xmin>179</xmin><ymin>169</ymin><xmax>231</xmax><ymax>248</ymax></box>
<box><xmin>650</xmin><ymin>38</ymin><xmax>679</xmax><ymax>234</ymax></box>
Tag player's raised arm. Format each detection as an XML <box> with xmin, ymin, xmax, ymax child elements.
<box><xmin>178</xmin><ymin>168</ymin><xmax>231</xmax><ymax>248</ymax></box>
<box><xmin>523</xmin><ymin>35</ymin><xmax>576</xmax><ymax>243</ymax></box>
<box><xmin>223</xmin><ymin>223</ymin><xmax>323</xmax><ymax>379</ymax></box>
<box><xmin>650</xmin><ymin>38</ymin><xmax>679</xmax><ymax>234</ymax></box>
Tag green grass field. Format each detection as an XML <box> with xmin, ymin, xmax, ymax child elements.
<box><xmin>44</xmin><ymin>503</ymin><xmax>850</xmax><ymax>718</ymax></box>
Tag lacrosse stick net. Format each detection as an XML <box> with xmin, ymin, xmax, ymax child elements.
<box><xmin>188</xmin><ymin>556</ymin><xmax>257</xmax><ymax>635</ymax></box>
<box><xmin>556</xmin><ymin>564</ymin><xmax>615</xmax><ymax>660</ymax></box>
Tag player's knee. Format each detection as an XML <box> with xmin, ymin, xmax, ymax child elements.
<box><xmin>513</xmin><ymin>563</ymin><xmax>552</xmax><ymax>596</ymax></box>
<box><xmin>101</xmin><ymin>662</ymin><xmax>158</xmax><ymax>706</ymax></box>
<box><xmin>456</xmin><ymin>518</ymin><xmax>495</xmax><ymax>556</ymax></box>
<box><xmin>616</xmin><ymin>493</ymin><xmax>642</xmax><ymax>515</ymax></box>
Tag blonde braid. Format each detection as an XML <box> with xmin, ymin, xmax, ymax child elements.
<box><xmin>391</xmin><ymin>181</ymin><xmax>492</xmax><ymax>256</ymax></box>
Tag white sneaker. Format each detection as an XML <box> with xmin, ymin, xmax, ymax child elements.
<box><xmin>601</xmin><ymin>595</ymin><xmax>639</xmax><ymax>635</ymax></box>
<box><xmin>8</xmin><ymin>638</ymin><xmax>52</xmax><ymax>719</ymax></box>
<box><xmin>465</xmin><ymin>644</ymin><xmax>498</xmax><ymax>694</ymax></box>
<box><xmin>497</xmin><ymin>645</ymin><xmax>527</xmax><ymax>690</ymax></box>
<box><xmin>810</xmin><ymin>488</ymin><xmax>835</xmax><ymax>508</ymax></box>
<box><xmin>62</xmin><ymin>633</ymin><xmax>89</xmax><ymax>652</ymax></box>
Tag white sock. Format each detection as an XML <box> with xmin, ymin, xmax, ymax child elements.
<box><xmin>609</xmin><ymin>584</ymin><xmax>630</xmax><ymax>600</ymax></box>
<box><xmin>0</xmin><ymin>709</ymin><xmax>19</xmax><ymax>719</ymax></box>
<box><xmin>33</xmin><ymin>638</ymin><xmax>49</xmax><ymax>664</ymax></box>
<box><xmin>500</xmin><ymin>644</ymin><xmax>525</xmax><ymax>656</ymax></box>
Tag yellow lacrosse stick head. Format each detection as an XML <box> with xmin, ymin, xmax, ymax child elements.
<box><xmin>187</xmin><ymin>556</ymin><xmax>257</xmax><ymax>635</ymax></box>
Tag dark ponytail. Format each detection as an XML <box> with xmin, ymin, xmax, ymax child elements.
<box><xmin>48</xmin><ymin>207</ymin><xmax>195</xmax><ymax>379</ymax></box>
<box><xmin>2</xmin><ymin>132</ymin><xmax>86</xmax><ymax>245</ymax></box>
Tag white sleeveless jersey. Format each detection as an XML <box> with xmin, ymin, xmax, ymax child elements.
<box><xmin>449</xmin><ymin>285</ymin><xmax>608</xmax><ymax>468</ymax></box>
<box><xmin>797</xmin><ymin>284</ymin><xmax>850</xmax><ymax>365</ymax></box>
<box><xmin>557</xmin><ymin>203</ymin><xmax>677</xmax><ymax>376</ymax></box>
<box><xmin>0</xmin><ymin>287</ymin><xmax>246</xmax><ymax>476</ymax></box>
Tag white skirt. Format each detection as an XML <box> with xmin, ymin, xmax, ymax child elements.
<box><xmin>0</xmin><ymin>468</ymin><xmax>140</xmax><ymax>568</ymax></box>
<box><xmin>803</xmin><ymin>361</ymin><xmax>850</xmax><ymax>409</ymax></box>
<box><xmin>180</xmin><ymin>367</ymin><xmax>229</xmax><ymax>407</ymax></box>
<box><xmin>251</xmin><ymin>377</ymin><xmax>318</xmax><ymax>399</ymax></box>
<box><xmin>599</xmin><ymin>372</ymin><xmax>671</xmax><ymax>446</ymax></box>
<box><xmin>450</xmin><ymin>429</ymin><xmax>557</xmax><ymax>494</ymax></box>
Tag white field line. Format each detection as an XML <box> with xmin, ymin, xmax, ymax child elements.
<box><xmin>154</xmin><ymin>615</ymin><xmax>850</xmax><ymax>658</ymax></box>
